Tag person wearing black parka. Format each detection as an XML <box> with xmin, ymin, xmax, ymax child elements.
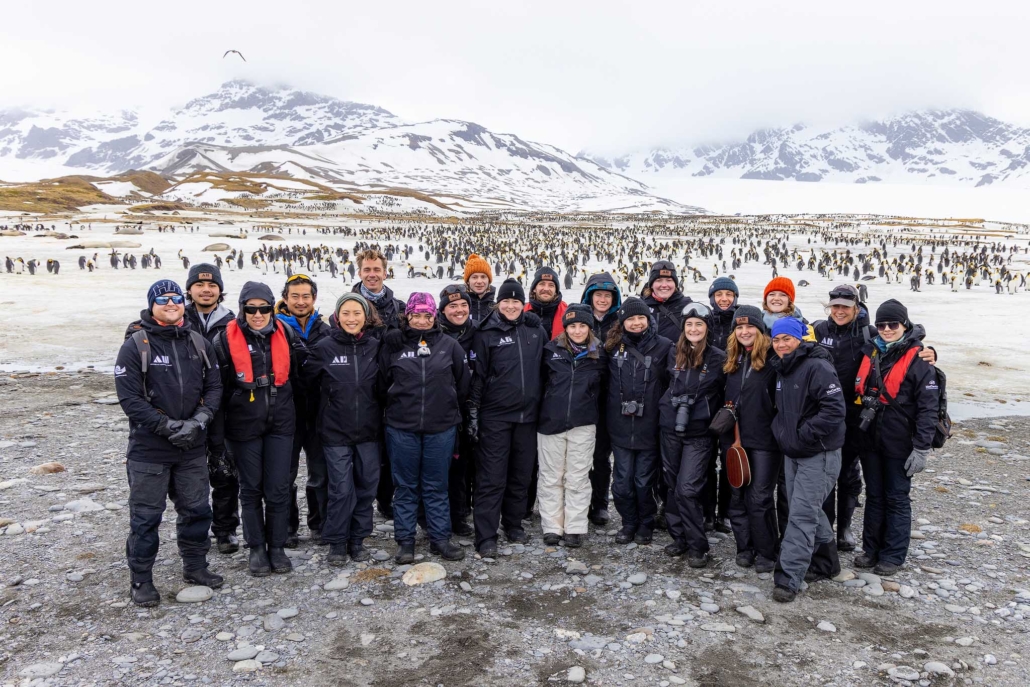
<box><xmin>467</xmin><ymin>278</ymin><xmax>546</xmax><ymax>556</ymax></box>
<box><xmin>536</xmin><ymin>304</ymin><xmax>608</xmax><ymax>548</ymax></box>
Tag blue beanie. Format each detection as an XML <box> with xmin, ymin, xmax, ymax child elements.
<box><xmin>148</xmin><ymin>279</ymin><xmax>183</xmax><ymax>308</ymax></box>
<box><xmin>771</xmin><ymin>317</ymin><xmax>806</xmax><ymax>341</ymax></box>
<box><xmin>708</xmin><ymin>276</ymin><xmax>739</xmax><ymax>298</ymax></box>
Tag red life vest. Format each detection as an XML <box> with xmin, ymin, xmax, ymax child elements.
<box><xmin>225</xmin><ymin>319</ymin><xmax>290</xmax><ymax>389</ymax></box>
<box><xmin>524</xmin><ymin>301</ymin><xmax>568</xmax><ymax>341</ymax></box>
<box><xmin>855</xmin><ymin>345</ymin><xmax>920</xmax><ymax>403</ymax></box>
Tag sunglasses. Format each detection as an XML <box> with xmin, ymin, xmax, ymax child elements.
<box><xmin>153</xmin><ymin>295</ymin><xmax>184</xmax><ymax>305</ymax></box>
<box><xmin>829</xmin><ymin>290</ymin><xmax>857</xmax><ymax>301</ymax></box>
<box><xmin>243</xmin><ymin>305</ymin><xmax>274</xmax><ymax>315</ymax></box>
<box><xmin>875</xmin><ymin>321</ymin><xmax>902</xmax><ymax>331</ymax></box>
<box><xmin>286</xmin><ymin>273</ymin><xmax>312</xmax><ymax>283</ymax></box>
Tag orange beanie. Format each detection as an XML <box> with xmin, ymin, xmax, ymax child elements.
<box><xmin>464</xmin><ymin>254</ymin><xmax>492</xmax><ymax>283</ymax></box>
<box><xmin>764</xmin><ymin>276</ymin><xmax>796</xmax><ymax>303</ymax></box>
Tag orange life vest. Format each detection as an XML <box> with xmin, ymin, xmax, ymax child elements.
<box><xmin>225</xmin><ymin>319</ymin><xmax>290</xmax><ymax>389</ymax></box>
<box><xmin>855</xmin><ymin>345</ymin><xmax>920</xmax><ymax>404</ymax></box>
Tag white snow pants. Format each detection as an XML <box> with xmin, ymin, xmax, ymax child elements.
<box><xmin>537</xmin><ymin>426</ymin><xmax>596</xmax><ymax>535</ymax></box>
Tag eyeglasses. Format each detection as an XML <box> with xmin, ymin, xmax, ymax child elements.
<box><xmin>243</xmin><ymin>305</ymin><xmax>274</xmax><ymax>315</ymax></box>
<box><xmin>153</xmin><ymin>295</ymin><xmax>184</xmax><ymax>305</ymax></box>
<box><xmin>681</xmin><ymin>302</ymin><xmax>711</xmax><ymax>320</ymax></box>
<box><xmin>875</xmin><ymin>321</ymin><xmax>902</xmax><ymax>331</ymax></box>
<box><xmin>286</xmin><ymin>273</ymin><xmax>312</xmax><ymax>283</ymax></box>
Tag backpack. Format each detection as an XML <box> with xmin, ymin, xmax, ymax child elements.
<box><xmin>930</xmin><ymin>367</ymin><xmax>953</xmax><ymax>449</ymax></box>
<box><xmin>128</xmin><ymin>327</ymin><xmax>211</xmax><ymax>400</ymax></box>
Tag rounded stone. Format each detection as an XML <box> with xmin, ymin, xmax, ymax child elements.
<box><xmin>232</xmin><ymin>659</ymin><xmax>262</xmax><ymax>673</ymax></box>
<box><xmin>227</xmin><ymin>647</ymin><xmax>259</xmax><ymax>661</ymax></box>
<box><xmin>176</xmin><ymin>586</ymin><xmax>213</xmax><ymax>603</ymax></box>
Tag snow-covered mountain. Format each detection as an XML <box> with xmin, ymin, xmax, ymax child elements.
<box><xmin>0</xmin><ymin>81</ymin><xmax>686</xmax><ymax>212</ymax></box>
<box><xmin>582</xmin><ymin>110</ymin><xmax>1030</xmax><ymax>187</ymax></box>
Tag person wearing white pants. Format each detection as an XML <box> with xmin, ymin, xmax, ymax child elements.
<box><xmin>536</xmin><ymin>304</ymin><xmax>608</xmax><ymax>547</ymax></box>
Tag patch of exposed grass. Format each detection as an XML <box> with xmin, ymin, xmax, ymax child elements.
<box><xmin>0</xmin><ymin>176</ymin><xmax>117</xmax><ymax>212</ymax></box>
<box><xmin>225</xmin><ymin>197</ymin><xmax>271</xmax><ymax>210</ymax></box>
<box><xmin>129</xmin><ymin>202</ymin><xmax>186</xmax><ymax>212</ymax></box>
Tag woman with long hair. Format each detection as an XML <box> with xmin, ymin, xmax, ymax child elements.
<box><xmin>657</xmin><ymin>302</ymin><xmax>726</xmax><ymax>567</ymax></box>
<box><xmin>722</xmin><ymin>305</ymin><xmax>780</xmax><ymax>573</ymax></box>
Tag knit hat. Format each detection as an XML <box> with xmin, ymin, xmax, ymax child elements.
<box><xmin>238</xmin><ymin>281</ymin><xmax>274</xmax><ymax>308</ymax></box>
<box><xmin>405</xmin><ymin>292</ymin><xmax>437</xmax><ymax>317</ymax></box>
<box><xmin>463</xmin><ymin>254</ymin><xmax>492</xmax><ymax>283</ymax></box>
<box><xmin>439</xmin><ymin>284</ymin><xmax>471</xmax><ymax>312</ymax></box>
<box><xmin>335</xmin><ymin>292</ymin><xmax>371</xmax><ymax>320</ymax></box>
<box><xmin>681</xmin><ymin>301</ymin><xmax>712</xmax><ymax>326</ymax></box>
<box><xmin>874</xmin><ymin>299</ymin><xmax>909</xmax><ymax>327</ymax></box>
<box><xmin>186</xmin><ymin>263</ymin><xmax>224</xmax><ymax>291</ymax></box>
<box><xmin>496</xmin><ymin>278</ymin><xmax>526</xmax><ymax>304</ymax></box>
<box><xmin>732</xmin><ymin>305</ymin><xmax>767</xmax><ymax>333</ymax></box>
<box><xmin>147</xmin><ymin>279</ymin><xmax>183</xmax><ymax>308</ymax></box>
<box><xmin>764</xmin><ymin>277</ymin><xmax>796</xmax><ymax>303</ymax></box>
<box><xmin>530</xmin><ymin>266</ymin><xmax>560</xmax><ymax>294</ymax></box>
<box><xmin>708</xmin><ymin>276</ymin><xmax>738</xmax><ymax>298</ymax></box>
<box><xmin>617</xmin><ymin>296</ymin><xmax>651</xmax><ymax>324</ymax></box>
<box><xmin>771</xmin><ymin>317</ymin><xmax>806</xmax><ymax>341</ymax></box>
<box><xmin>648</xmin><ymin>260</ymin><xmax>679</xmax><ymax>289</ymax></box>
<box><xmin>562</xmin><ymin>303</ymin><xmax>595</xmax><ymax>330</ymax></box>
<box><xmin>828</xmin><ymin>284</ymin><xmax>860</xmax><ymax>307</ymax></box>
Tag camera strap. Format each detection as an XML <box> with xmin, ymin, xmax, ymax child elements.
<box><xmin>616</xmin><ymin>344</ymin><xmax>652</xmax><ymax>405</ymax></box>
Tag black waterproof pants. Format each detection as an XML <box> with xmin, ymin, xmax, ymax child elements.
<box><xmin>660</xmin><ymin>433</ymin><xmax>712</xmax><ymax>554</ymax></box>
<box><xmin>473</xmin><ymin>419</ymin><xmax>537</xmax><ymax>548</ymax></box>
<box><xmin>229</xmin><ymin>434</ymin><xmax>293</xmax><ymax>549</ymax></box>
<box><xmin>728</xmin><ymin>448</ymin><xmax>781</xmax><ymax>565</ymax></box>
<box><xmin>288</xmin><ymin>421</ymin><xmax>327</xmax><ymax>535</ymax></box>
<box><xmin>611</xmin><ymin>445</ymin><xmax>659</xmax><ymax>535</ymax></box>
<box><xmin>323</xmin><ymin>442</ymin><xmax>380</xmax><ymax>547</ymax></box>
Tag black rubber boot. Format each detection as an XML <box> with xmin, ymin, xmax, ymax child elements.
<box><xmin>615</xmin><ymin>527</ymin><xmax>635</xmax><ymax>545</ymax></box>
<box><xmin>853</xmin><ymin>552</ymin><xmax>877</xmax><ymax>569</ymax></box>
<box><xmin>505</xmin><ymin>528</ymin><xmax>529</xmax><ymax>544</ymax></box>
<box><xmin>430</xmin><ymin>540</ymin><xmax>466</xmax><ymax>561</ymax></box>
<box><xmin>773</xmin><ymin>586</ymin><xmax>796</xmax><ymax>603</ymax></box>
<box><xmin>268</xmin><ymin>547</ymin><xmax>293</xmax><ymax>574</ymax></box>
<box><xmin>216</xmin><ymin>533</ymin><xmax>240</xmax><ymax>554</ymax></box>
<box><xmin>665</xmin><ymin>540</ymin><xmax>688</xmax><ymax>557</ymax></box>
<box><xmin>451</xmin><ymin>520</ymin><xmax>474</xmax><ymax>537</ymax></box>
<box><xmin>687</xmin><ymin>551</ymin><xmax>710</xmax><ymax>569</ymax></box>
<box><xmin>563</xmin><ymin>533</ymin><xmax>583</xmax><ymax>548</ymax></box>
<box><xmin>348</xmin><ymin>541</ymin><xmax>370</xmax><ymax>562</ymax></box>
<box><xmin>327</xmin><ymin>544</ymin><xmax>348</xmax><ymax>567</ymax></box>
<box><xmin>183</xmin><ymin>567</ymin><xmax>224</xmax><ymax>589</ymax></box>
<box><xmin>131</xmin><ymin>579</ymin><xmax>160</xmax><ymax>607</ymax></box>
<box><xmin>395</xmin><ymin>542</ymin><xmax>415</xmax><ymax>565</ymax></box>
<box><xmin>837</xmin><ymin>526</ymin><xmax>857</xmax><ymax>552</ymax></box>
<box><xmin>634</xmin><ymin>529</ymin><xmax>653</xmax><ymax>545</ymax></box>
<box><xmin>249</xmin><ymin>547</ymin><xmax>271</xmax><ymax>577</ymax></box>
<box><xmin>543</xmin><ymin>533</ymin><xmax>561</xmax><ymax>546</ymax></box>
<box><xmin>588</xmin><ymin>508</ymin><xmax>609</xmax><ymax>526</ymax></box>
<box><xmin>735</xmin><ymin>551</ymin><xmax>755</xmax><ymax>568</ymax></box>
<box><xmin>477</xmin><ymin>539</ymin><xmax>498</xmax><ymax>558</ymax></box>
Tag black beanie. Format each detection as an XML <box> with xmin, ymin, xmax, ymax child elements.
<box><xmin>496</xmin><ymin>278</ymin><xmax>526</xmax><ymax>304</ymax></box>
<box><xmin>617</xmin><ymin>296</ymin><xmax>651</xmax><ymax>324</ymax></box>
<box><xmin>648</xmin><ymin>260</ymin><xmax>679</xmax><ymax>289</ymax></box>
<box><xmin>186</xmin><ymin>263</ymin><xmax>224</xmax><ymax>291</ymax></box>
<box><xmin>438</xmin><ymin>285</ymin><xmax>472</xmax><ymax>312</ymax></box>
<box><xmin>731</xmin><ymin>304</ymin><xmax>767</xmax><ymax>333</ymax></box>
<box><xmin>562</xmin><ymin>303</ymin><xmax>594</xmax><ymax>330</ymax></box>
<box><xmin>875</xmin><ymin>299</ymin><xmax>909</xmax><ymax>326</ymax></box>
<box><xmin>531</xmin><ymin>266</ymin><xmax>560</xmax><ymax>295</ymax></box>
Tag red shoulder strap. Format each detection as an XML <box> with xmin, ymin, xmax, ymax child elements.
<box><xmin>225</xmin><ymin>320</ymin><xmax>253</xmax><ymax>385</ymax></box>
<box><xmin>270</xmin><ymin>326</ymin><xmax>291</xmax><ymax>387</ymax></box>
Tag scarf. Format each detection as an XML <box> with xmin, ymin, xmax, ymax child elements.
<box><xmin>360</xmin><ymin>284</ymin><xmax>387</xmax><ymax>303</ymax></box>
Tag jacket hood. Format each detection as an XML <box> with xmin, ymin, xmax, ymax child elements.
<box><xmin>583</xmin><ymin>272</ymin><xmax>622</xmax><ymax>309</ymax></box>
<box><xmin>238</xmin><ymin>281</ymin><xmax>275</xmax><ymax>310</ymax></box>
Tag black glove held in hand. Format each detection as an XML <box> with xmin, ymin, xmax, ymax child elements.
<box><xmin>169</xmin><ymin>419</ymin><xmax>203</xmax><ymax>450</ymax></box>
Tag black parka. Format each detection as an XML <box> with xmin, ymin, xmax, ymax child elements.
<box><xmin>769</xmin><ymin>342</ymin><xmax>846</xmax><ymax>458</ymax></box>
<box><xmin>468</xmin><ymin>286</ymin><xmax>496</xmax><ymax>325</ymax></box>
<box><xmin>858</xmin><ymin>329</ymin><xmax>940</xmax><ymax>459</ymax></box>
<box><xmin>813</xmin><ymin>308</ymin><xmax>876</xmax><ymax>422</ymax></box>
<box><xmin>468</xmin><ymin>310</ymin><xmax>546</xmax><ymax>424</ymax></box>
<box><xmin>115</xmin><ymin>313</ymin><xmax>222</xmax><ymax>464</ymax></box>
<box><xmin>643</xmin><ymin>290</ymin><xmax>692</xmax><ymax>344</ymax></box>
<box><xmin>304</xmin><ymin>327</ymin><xmax>383</xmax><ymax>446</ymax></box>
<box><xmin>605</xmin><ymin>326</ymin><xmax>673</xmax><ymax>451</ymax></box>
<box><xmin>723</xmin><ymin>348</ymin><xmax>779</xmax><ymax>451</ymax></box>
<box><xmin>538</xmin><ymin>334</ymin><xmax>608</xmax><ymax>435</ymax></box>
<box><xmin>380</xmin><ymin>325</ymin><xmax>471</xmax><ymax>434</ymax></box>
<box><xmin>709</xmin><ymin>305</ymin><xmax>738</xmax><ymax>349</ymax></box>
<box><xmin>213</xmin><ymin>320</ymin><xmax>305</xmax><ymax>442</ymax></box>
<box><xmin>658</xmin><ymin>345</ymin><xmax>727</xmax><ymax>437</ymax></box>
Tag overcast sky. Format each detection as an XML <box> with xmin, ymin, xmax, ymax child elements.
<box><xmin>3</xmin><ymin>1</ymin><xmax>1028</xmax><ymax>153</ymax></box>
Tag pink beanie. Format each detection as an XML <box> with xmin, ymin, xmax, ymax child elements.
<box><xmin>405</xmin><ymin>292</ymin><xmax>437</xmax><ymax>317</ymax></box>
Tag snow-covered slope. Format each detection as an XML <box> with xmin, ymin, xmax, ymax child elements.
<box><xmin>0</xmin><ymin>81</ymin><xmax>690</xmax><ymax>212</ymax></box>
<box><xmin>583</xmin><ymin>110</ymin><xmax>1030</xmax><ymax>187</ymax></box>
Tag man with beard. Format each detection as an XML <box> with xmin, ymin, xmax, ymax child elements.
<box><xmin>524</xmin><ymin>266</ymin><xmax>568</xmax><ymax>341</ymax></box>
<box><xmin>276</xmin><ymin>274</ymin><xmax>332</xmax><ymax>547</ymax></box>
<box><xmin>183</xmin><ymin>264</ymin><xmax>240</xmax><ymax>554</ymax></box>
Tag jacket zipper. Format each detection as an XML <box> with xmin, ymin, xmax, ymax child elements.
<box><xmin>420</xmin><ymin>355</ymin><xmax>427</xmax><ymax>431</ymax></box>
<box><xmin>565</xmin><ymin>353</ymin><xmax>576</xmax><ymax>430</ymax></box>
<box><xmin>517</xmin><ymin>326</ymin><xmax>526</xmax><ymax>424</ymax></box>
<box><xmin>171</xmin><ymin>338</ymin><xmax>185</xmax><ymax>421</ymax></box>
<box><xmin>352</xmin><ymin>343</ymin><xmax>360</xmax><ymax>430</ymax></box>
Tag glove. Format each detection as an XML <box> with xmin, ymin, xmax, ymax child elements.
<box><xmin>156</xmin><ymin>417</ymin><xmax>184</xmax><ymax>438</ymax></box>
<box><xmin>466</xmin><ymin>407</ymin><xmax>480</xmax><ymax>443</ymax></box>
<box><xmin>208</xmin><ymin>449</ymin><xmax>238</xmax><ymax>480</ymax></box>
<box><xmin>904</xmin><ymin>448</ymin><xmax>929</xmax><ymax>477</ymax></box>
<box><xmin>169</xmin><ymin>419</ymin><xmax>203</xmax><ymax>450</ymax></box>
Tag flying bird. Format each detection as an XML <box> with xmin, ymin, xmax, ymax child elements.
<box><xmin>223</xmin><ymin>50</ymin><xmax>246</xmax><ymax>62</ymax></box>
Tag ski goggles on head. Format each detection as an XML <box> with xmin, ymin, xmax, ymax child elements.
<box><xmin>243</xmin><ymin>304</ymin><xmax>274</xmax><ymax>315</ymax></box>
<box><xmin>286</xmin><ymin>273</ymin><xmax>312</xmax><ymax>284</ymax></box>
<box><xmin>875</xmin><ymin>321</ymin><xmax>902</xmax><ymax>331</ymax></box>
<box><xmin>681</xmin><ymin>302</ymin><xmax>711</xmax><ymax>321</ymax></box>
<box><xmin>441</xmin><ymin>283</ymin><xmax>468</xmax><ymax>296</ymax></box>
<box><xmin>153</xmin><ymin>295</ymin><xmax>184</xmax><ymax>305</ymax></box>
<box><xmin>441</xmin><ymin>283</ymin><xmax>468</xmax><ymax>304</ymax></box>
<box><xmin>593</xmin><ymin>282</ymin><xmax>618</xmax><ymax>293</ymax></box>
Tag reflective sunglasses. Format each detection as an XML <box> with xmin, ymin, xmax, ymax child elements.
<box><xmin>875</xmin><ymin>321</ymin><xmax>902</xmax><ymax>331</ymax></box>
<box><xmin>681</xmin><ymin>302</ymin><xmax>711</xmax><ymax>320</ymax></box>
<box><xmin>286</xmin><ymin>273</ymin><xmax>312</xmax><ymax>283</ymax></box>
<box><xmin>153</xmin><ymin>295</ymin><xmax>184</xmax><ymax>305</ymax></box>
<box><xmin>829</xmin><ymin>289</ymin><xmax>858</xmax><ymax>301</ymax></box>
<box><xmin>243</xmin><ymin>305</ymin><xmax>274</xmax><ymax>315</ymax></box>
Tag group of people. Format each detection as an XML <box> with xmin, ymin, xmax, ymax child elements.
<box><xmin>114</xmin><ymin>249</ymin><xmax>943</xmax><ymax>607</ymax></box>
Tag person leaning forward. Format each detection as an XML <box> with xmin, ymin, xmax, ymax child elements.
<box><xmin>115</xmin><ymin>279</ymin><xmax>223</xmax><ymax>607</ymax></box>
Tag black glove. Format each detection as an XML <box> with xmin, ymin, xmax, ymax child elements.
<box><xmin>156</xmin><ymin>417</ymin><xmax>184</xmax><ymax>438</ymax></box>
<box><xmin>208</xmin><ymin>449</ymin><xmax>238</xmax><ymax>479</ymax></box>
<box><xmin>466</xmin><ymin>407</ymin><xmax>480</xmax><ymax>443</ymax></box>
<box><xmin>169</xmin><ymin>419</ymin><xmax>203</xmax><ymax>450</ymax></box>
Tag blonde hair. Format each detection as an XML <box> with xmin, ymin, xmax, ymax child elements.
<box><xmin>356</xmin><ymin>249</ymin><xmax>388</xmax><ymax>271</ymax></box>
<box><xmin>724</xmin><ymin>329</ymin><xmax>771</xmax><ymax>374</ymax></box>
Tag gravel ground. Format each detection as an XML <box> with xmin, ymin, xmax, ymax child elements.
<box><xmin>1</xmin><ymin>371</ymin><xmax>1028</xmax><ymax>686</ymax></box>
